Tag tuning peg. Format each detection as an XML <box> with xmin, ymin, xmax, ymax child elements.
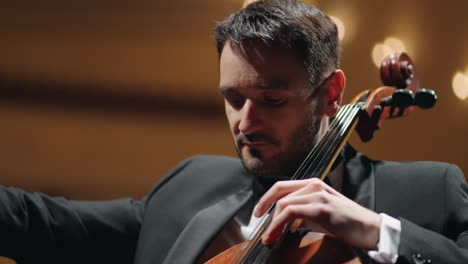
<box><xmin>391</xmin><ymin>89</ymin><xmax>414</xmax><ymax>108</ymax></box>
<box><xmin>379</xmin><ymin>88</ymin><xmax>437</xmax><ymax>110</ymax></box>
<box><xmin>413</xmin><ymin>89</ymin><xmax>437</xmax><ymax>109</ymax></box>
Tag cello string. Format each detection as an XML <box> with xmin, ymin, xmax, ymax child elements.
<box><xmin>298</xmin><ymin>105</ymin><xmax>359</xmax><ymax>181</ymax></box>
<box><xmin>310</xmin><ymin>105</ymin><xmax>360</xmax><ymax>181</ymax></box>
<box><xmin>293</xmin><ymin>104</ymin><xmax>353</xmax><ymax>181</ymax></box>
<box><xmin>291</xmin><ymin>105</ymin><xmax>346</xmax><ymax>179</ymax></box>
<box><xmin>300</xmin><ymin>105</ymin><xmax>353</xmax><ymax>179</ymax></box>
<box><xmin>289</xmin><ymin>104</ymin><xmax>349</xmax><ymax>181</ymax></box>
<box><xmin>302</xmin><ymin>104</ymin><xmax>358</xmax><ymax>178</ymax></box>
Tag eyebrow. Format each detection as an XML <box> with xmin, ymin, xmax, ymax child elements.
<box><xmin>256</xmin><ymin>80</ymin><xmax>288</xmax><ymax>90</ymax></box>
<box><xmin>219</xmin><ymin>80</ymin><xmax>289</xmax><ymax>94</ymax></box>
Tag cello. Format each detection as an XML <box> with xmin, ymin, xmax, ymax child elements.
<box><xmin>206</xmin><ymin>52</ymin><xmax>437</xmax><ymax>263</ymax></box>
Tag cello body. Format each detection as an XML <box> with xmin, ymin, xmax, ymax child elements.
<box><xmin>206</xmin><ymin>232</ymin><xmax>361</xmax><ymax>264</ymax></box>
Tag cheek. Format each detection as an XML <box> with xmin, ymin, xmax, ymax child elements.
<box><xmin>275</xmin><ymin>104</ymin><xmax>317</xmax><ymax>141</ymax></box>
<box><xmin>271</xmin><ymin>112</ymin><xmax>303</xmax><ymax>140</ymax></box>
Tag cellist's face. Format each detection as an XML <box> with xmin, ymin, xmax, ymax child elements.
<box><xmin>219</xmin><ymin>41</ymin><xmax>330</xmax><ymax>179</ymax></box>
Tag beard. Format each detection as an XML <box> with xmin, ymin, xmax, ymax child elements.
<box><xmin>236</xmin><ymin>100</ymin><xmax>322</xmax><ymax>180</ymax></box>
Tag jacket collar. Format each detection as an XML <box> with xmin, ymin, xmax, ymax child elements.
<box><xmin>342</xmin><ymin>145</ymin><xmax>376</xmax><ymax>211</ymax></box>
<box><xmin>163</xmin><ymin>186</ymin><xmax>253</xmax><ymax>264</ymax></box>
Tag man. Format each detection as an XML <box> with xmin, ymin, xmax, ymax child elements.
<box><xmin>1</xmin><ymin>0</ymin><xmax>468</xmax><ymax>264</ymax></box>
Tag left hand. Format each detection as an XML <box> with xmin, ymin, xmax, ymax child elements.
<box><xmin>254</xmin><ymin>178</ymin><xmax>381</xmax><ymax>249</ymax></box>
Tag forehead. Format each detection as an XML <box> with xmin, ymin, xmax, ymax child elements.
<box><xmin>219</xmin><ymin>41</ymin><xmax>309</xmax><ymax>90</ymax></box>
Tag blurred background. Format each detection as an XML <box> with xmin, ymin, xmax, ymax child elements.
<box><xmin>0</xmin><ymin>0</ymin><xmax>467</xmax><ymax>201</ymax></box>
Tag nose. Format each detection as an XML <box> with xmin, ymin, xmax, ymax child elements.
<box><xmin>238</xmin><ymin>99</ymin><xmax>263</xmax><ymax>135</ymax></box>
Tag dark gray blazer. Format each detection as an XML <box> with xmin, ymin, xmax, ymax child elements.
<box><xmin>1</xmin><ymin>147</ymin><xmax>467</xmax><ymax>264</ymax></box>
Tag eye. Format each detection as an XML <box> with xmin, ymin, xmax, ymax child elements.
<box><xmin>225</xmin><ymin>94</ymin><xmax>245</xmax><ymax>109</ymax></box>
<box><xmin>264</xmin><ymin>96</ymin><xmax>285</xmax><ymax>105</ymax></box>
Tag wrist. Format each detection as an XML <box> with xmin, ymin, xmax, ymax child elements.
<box><xmin>365</xmin><ymin>212</ymin><xmax>382</xmax><ymax>249</ymax></box>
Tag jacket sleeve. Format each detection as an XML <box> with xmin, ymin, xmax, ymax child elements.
<box><xmin>397</xmin><ymin>164</ymin><xmax>468</xmax><ymax>264</ymax></box>
<box><xmin>0</xmin><ymin>186</ymin><xmax>144</xmax><ymax>264</ymax></box>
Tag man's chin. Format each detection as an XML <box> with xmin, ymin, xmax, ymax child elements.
<box><xmin>237</xmin><ymin>146</ymin><xmax>304</xmax><ymax>180</ymax></box>
<box><xmin>239</xmin><ymin>154</ymin><xmax>284</xmax><ymax>179</ymax></box>
<box><xmin>236</xmin><ymin>146</ymin><xmax>291</xmax><ymax>178</ymax></box>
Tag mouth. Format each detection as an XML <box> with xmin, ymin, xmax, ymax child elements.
<box><xmin>236</xmin><ymin>133</ymin><xmax>278</xmax><ymax>148</ymax></box>
<box><xmin>243</xmin><ymin>141</ymin><xmax>270</xmax><ymax>147</ymax></box>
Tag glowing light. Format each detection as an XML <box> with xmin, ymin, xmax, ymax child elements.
<box><xmin>384</xmin><ymin>37</ymin><xmax>406</xmax><ymax>53</ymax></box>
<box><xmin>330</xmin><ymin>16</ymin><xmax>345</xmax><ymax>41</ymax></box>
<box><xmin>452</xmin><ymin>69</ymin><xmax>468</xmax><ymax>100</ymax></box>
<box><xmin>371</xmin><ymin>37</ymin><xmax>407</xmax><ymax>67</ymax></box>
<box><xmin>372</xmin><ymin>44</ymin><xmax>394</xmax><ymax>67</ymax></box>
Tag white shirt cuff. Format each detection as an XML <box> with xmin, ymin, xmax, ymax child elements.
<box><xmin>368</xmin><ymin>213</ymin><xmax>401</xmax><ymax>263</ymax></box>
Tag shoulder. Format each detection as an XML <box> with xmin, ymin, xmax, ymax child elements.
<box><xmin>377</xmin><ymin>161</ymin><xmax>466</xmax><ymax>199</ymax></box>
<box><xmin>346</xmin><ymin>145</ymin><xmax>464</xmax><ymax>184</ymax></box>
<box><xmin>368</xmin><ymin>158</ymin><xmax>464</xmax><ymax>191</ymax></box>
<box><xmin>373</xmin><ymin>160</ymin><xmax>463</xmax><ymax>180</ymax></box>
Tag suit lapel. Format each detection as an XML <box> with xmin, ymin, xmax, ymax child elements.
<box><xmin>343</xmin><ymin>148</ymin><xmax>376</xmax><ymax>211</ymax></box>
<box><xmin>163</xmin><ymin>187</ymin><xmax>253</xmax><ymax>264</ymax></box>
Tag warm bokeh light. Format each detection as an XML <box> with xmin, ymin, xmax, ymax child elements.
<box><xmin>372</xmin><ymin>44</ymin><xmax>394</xmax><ymax>67</ymax></box>
<box><xmin>452</xmin><ymin>69</ymin><xmax>468</xmax><ymax>100</ymax></box>
<box><xmin>384</xmin><ymin>37</ymin><xmax>407</xmax><ymax>53</ymax></box>
<box><xmin>371</xmin><ymin>37</ymin><xmax>407</xmax><ymax>67</ymax></box>
<box><xmin>330</xmin><ymin>16</ymin><xmax>345</xmax><ymax>41</ymax></box>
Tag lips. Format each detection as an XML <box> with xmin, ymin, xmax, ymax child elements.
<box><xmin>236</xmin><ymin>133</ymin><xmax>278</xmax><ymax>148</ymax></box>
<box><xmin>243</xmin><ymin>141</ymin><xmax>270</xmax><ymax>147</ymax></box>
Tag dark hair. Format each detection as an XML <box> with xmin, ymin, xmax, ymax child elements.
<box><xmin>214</xmin><ymin>0</ymin><xmax>339</xmax><ymax>91</ymax></box>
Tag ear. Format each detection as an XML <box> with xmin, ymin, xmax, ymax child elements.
<box><xmin>323</xmin><ymin>70</ymin><xmax>346</xmax><ymax>117</ymax></box>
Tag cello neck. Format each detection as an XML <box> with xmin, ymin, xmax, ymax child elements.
<box><xmin>292</xmin><ymin>103</ymin><xmax>362</xmax><ymax>182</ymax></box>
